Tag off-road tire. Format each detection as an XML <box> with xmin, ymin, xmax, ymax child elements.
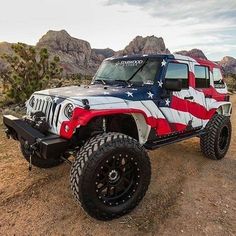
<box><xmin>70</xmin><ymin>132</ymin><xmax>151</xmax><ymax>220</ymax></box>
<box><xmin>20</xmin><ymin>144</ymin><xmax>64</xmax><ymax>168</ymax></box>
<box><xmin>200</xmin><ymin>114</ymin><xmax>231</xmax><ymax>160</ymax></box>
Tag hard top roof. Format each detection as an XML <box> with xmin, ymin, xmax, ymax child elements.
<box><xmin>106</xmin><ymin>53</ymin><xmax>219</xmax><ymax>68</ymax></box>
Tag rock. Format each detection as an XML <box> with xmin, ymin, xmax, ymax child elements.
<box><xmin>36</xmin><ymin>30</ymin><xmax>94</xmax><ymax>75</ymax></box>
<box><xmin>92</xmin><ymin>48</ymin><xmax>115</xmax><ymax>58</ymax></box>
<box><xmin>116</xmin><ymin>35</ymin><xmax>170</xmax><ymax>56</ymax></box>
<box><xmin>218</xmin><ymin>56</ymin><xmax>236</xmax><ymax>76</ymax></box>
<box><xmin>36</xmin><ymin>30</ymin><xmax>116</xmax><ymax>76</ymax></box>
<box><xmin>175</xmin><ymin>48</ymin><xmax>207</xmax><ymax>60</ymax></box>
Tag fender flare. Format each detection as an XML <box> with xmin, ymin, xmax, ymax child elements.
<box><xmin>60</xmin><ymin>107</ymin><xmax>153</xmax><ymax>140</ymax></box>
<box><xmin>209</xmin><ymin>101</ymin><xmax>232</xmax><ymax>116</ymax></box>
<box><xmin>130</xmin><ymin>113</ymin><xmax>151</xmax><ymax>145</ymax></box>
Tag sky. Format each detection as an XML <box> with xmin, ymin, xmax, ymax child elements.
<box><xmin>0</xmin><ymin>0</ymin><xmax>235</xmax><ymax>60</ymax></box>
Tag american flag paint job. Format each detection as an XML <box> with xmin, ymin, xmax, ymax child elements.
<box><xmin>26</xmin><ymin>54</ymin><xmax>232</xmax><ymax>144</ymax></box>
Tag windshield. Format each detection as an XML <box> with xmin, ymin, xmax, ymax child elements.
<box><xmin>93</xmin><ymin>58</ymin><xmax>161</xmax><ymax>85</ymax></box>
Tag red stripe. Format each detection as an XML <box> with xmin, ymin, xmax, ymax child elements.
<box><xmin>189</xmin><ymin>71</ymin><xmax>195</xmax><ymax>87</ymax></box>
<box><xmin>169</xmin><ymin>122</ymin><xmax>187</xmax><ymax>132</ymax></box>
<box><xmin>199</xmin><ymin>86</ymin><xmax>226</xmax><ymax>102</ymax></box>
<box><xmin>194</xmin><ymin>58</ymin><xmax>219</xmax><ymax>70</ymax></box>
<box><xmin>171</xmin><ymin>95</ymin><xmax>216</xmax><ymax>120</ymax></box>
<box><xmin>60</xmin><ymin>107</ymin><xmax>177</xmax><ymax>139</ymax></box>
<box><xmin>156</xmin><ymin>118</ymin><xmax>172</xmax><ymax>135</ymax></box>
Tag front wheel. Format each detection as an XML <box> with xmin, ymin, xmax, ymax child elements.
<box><xmin>70</xmin><ymin>132</ymin><xmax>151</xmax><ymax>220</ymax></box>
<box><xmin>200</xmin><ymin>114</ymin><xmax>231</xmax><ymax>160</ymax></box>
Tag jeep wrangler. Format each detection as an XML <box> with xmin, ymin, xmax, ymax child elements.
<box><xmin>3</xmin><ymin>54</ymin><xmax>232</xmax><ymax>220</ymax></box>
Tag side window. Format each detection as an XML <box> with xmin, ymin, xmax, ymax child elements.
<box><xmin>194</xmin><ymin>65</ymin><xmax>210</xmax><ymax>88</ymax></box>
<box><xmin>213</xmin><ymin>68</ymin><xmax>225</xmax><ymax>88</ymax></box>
<box><xmin>165</xmin><ymin>63</ymin><xmax>189</xmax><ymax>89</ymax></box>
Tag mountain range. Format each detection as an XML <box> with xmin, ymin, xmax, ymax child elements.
<box><xmin>0</xmin><ymin>30</ymin><xmax>235</xmax><ymax>76</ymax></box>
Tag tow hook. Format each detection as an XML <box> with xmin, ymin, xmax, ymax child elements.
<box><xmin>5</xmin><ymin>129</ymin><xmax>10</xmax><ymax>139</ymax></box>
<box><xmin>28</xmin><ymin>142</ymin><xmax>38</xmax><ymax>171</ymax></box>
<box><xmin>60</xmin><ymin>155</ymin><xmax>72</xmax><ymax>165</ymax></box>
<box><xmin>29</xmin><ymin>153</ymin><xmax>32</xmax><ymax>171</ymax></box>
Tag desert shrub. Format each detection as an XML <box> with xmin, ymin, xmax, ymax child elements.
<box><xmin>225</xmin><ymin>75</ymin><xmax>236</xmax><ymax>91</ymax></box>
<box><xmin>0</xmin><ymin>43</ymin><xmax>63</xmax><ymax>104</ymax></box>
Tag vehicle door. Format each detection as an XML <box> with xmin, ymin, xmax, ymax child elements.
<box><xmin>190</xmin><ymin>63</ymin><xmax>213</xmax><ymax>126</ymax></box>
<box><xmin>159</xmin><ymin>60</ymin><xmax>193</xmax><ymax>133</ymax></box>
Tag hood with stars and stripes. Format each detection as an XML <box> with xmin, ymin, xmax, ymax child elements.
<box><xmin>33</xmin><ymin>84</ymin><xmax>156</xmax><ymax>104</ymax></box>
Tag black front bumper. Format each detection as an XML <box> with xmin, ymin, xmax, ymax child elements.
<box><xmin>3</xmin><ymin>115</ymin><xmax>69</xmax><ymax>159</ymax></box>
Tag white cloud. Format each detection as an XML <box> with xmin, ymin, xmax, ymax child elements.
<box><xmin>0</xmin><ymin>0</ymin><xmax>235</xmax><ymax>60</ymax></box>
<box><xmin>104</xmin><ymin>0</ymin><xmax>236</xmax><ymax>60</ymax></box>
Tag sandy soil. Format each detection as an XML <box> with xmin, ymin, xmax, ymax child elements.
<box><xmin>0</xmin><ymin>96</ymin><xmax>236</xmax><ymax>236</ymax></box>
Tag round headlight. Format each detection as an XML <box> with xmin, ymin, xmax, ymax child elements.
<box><xmin>64</xmin><ymin>103</ymin><xmax>74</xmax><ymax>119</ymax></box>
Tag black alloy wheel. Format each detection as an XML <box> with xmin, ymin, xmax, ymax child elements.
<box><xmin>70</xmin><ymin>132</ymin><xmax>151</xmax><ymax>220</ymax></box>
<box><xmin>94</xmin><ymin>152</ymin><xmax>140</xmax><ymax>207</ymax></box>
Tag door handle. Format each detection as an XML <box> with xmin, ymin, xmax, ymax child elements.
<box><xmin>184</xmin><ymin>96</ymin><xmax>194</xmax><ymax>100</ymax></box>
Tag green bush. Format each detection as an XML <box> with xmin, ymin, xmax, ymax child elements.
<box><xmin>0</xmin><ymin>43</ymin><xmax>63</xmax><ymax>104</ymax></box>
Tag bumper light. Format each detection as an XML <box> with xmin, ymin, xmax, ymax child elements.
<box><xmin>65</xmin><ymin>125</ymin><xmax>70</xmax><ymax>132</ymax></box>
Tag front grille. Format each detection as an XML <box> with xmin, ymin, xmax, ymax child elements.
<box><xmin>33</xmin><ymin>97</ymin><xmax>61</xmax><ymax>128</ymax></box>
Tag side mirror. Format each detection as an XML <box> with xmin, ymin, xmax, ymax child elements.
<box><xmin>164</xmin><ymin>79</ymin><xmax>182</xmax><ymax>91</ymax></box>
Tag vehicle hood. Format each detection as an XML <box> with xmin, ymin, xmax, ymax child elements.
<box><xmin>33</xmin><ymin>84</ymin><xmax>156</xmax><ymax>106</ymax></box>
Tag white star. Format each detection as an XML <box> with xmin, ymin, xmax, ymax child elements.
<box><xmin>158</xmin><ymin>80</ymin><xmax>163</xmax><ymax>87</ymax></box>
<box><xmin>161</xmin><ymin>59</ymin><xmax>167</xmax><ymax>67</ymax></box>
<box><xmin>165</xmin><ymin>99</ymin><xmax>170</xmax><ymax>106</ymax></box>
<box><xmin>103</xmin><ymin>92</ymin><xmax>110</xmax><ymax>95</ymax></box>
<box><xmin>53</xmin><ymin>97</ymin><xmax>59</xmax><ymax>103</ymax></box>
<box><xmin>126</xmin><ymin>91</ymin><xmax>133</xmax><ymax>97</ymax></box>
<box><xmin>147</xmin><ymin>91</ymin><xmax>154</xmax><ymax>99</ymax></box>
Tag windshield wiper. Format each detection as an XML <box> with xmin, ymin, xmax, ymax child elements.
<box><xmin>127</xmin><ymin>58</ymin><xmax>149</xmax><ymax>82</ymax></box>
<box><xmin>94</xmin><ymin>78</ymin><xmax>107</xmax><ymax>85</ymax></box>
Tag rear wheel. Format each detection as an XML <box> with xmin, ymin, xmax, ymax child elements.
<box><xmin>20</xmin><ymin>142</ymin><xmax>63</xmax><ymax>168</ymax></box>
<box><xmin>200</xmin><ymin>114</ymin><xmax>231</xmax><ymax>160</ymax></box>
<box><xmin>70</xmin><ymin>132</ymin><xmax>151</xmax><ymax>220</ymax></box>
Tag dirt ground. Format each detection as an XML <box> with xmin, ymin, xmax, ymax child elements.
<box><xmin>0</xmin><ymin>96</ymin><xmax>236</xmax><ymax>236</ymax></box>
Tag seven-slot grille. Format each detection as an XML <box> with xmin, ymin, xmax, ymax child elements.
<box><xmin>33</xmin><ymin>97</ymin><xmax>62</xmax><ymax>128</ymax></box>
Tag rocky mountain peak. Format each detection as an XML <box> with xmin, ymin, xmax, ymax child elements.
<box><xmin>219</xmin><ymin>56</ymin><xmax>236</xmax><ymax>75</ymax></box>
<box><xmin>36</xmin><ymin>30</ymin><xmax>94</xmax><ymax>74</ymax></box>
<box><xmin>220</xmin><ymin>56</ymin><xmax>236</xmax><ymax>65</ymax></box>
<box><xmin>175</xmin><ymin>48</ymin><xmax>207</xmax><ymax>60</ymax></box>
<box><xmin>37</xmin><ymin>30</ymin><xmax>91</xmax><ymax>54</ymax></box>
<box><xmin>116</xmin><ymin>35</ymin><xmax>170</xmax><ymax>56</ymax></box>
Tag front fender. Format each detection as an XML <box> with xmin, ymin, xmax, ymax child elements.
<box><xmin>59</xmin><ymin>107</ymin><xmax>152</xmax><ymax>140</ymax></box>
<box><xmin>209</xmin><ymin>101</ymin><xmax>232</xmax><ymax>116</ymax></box>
